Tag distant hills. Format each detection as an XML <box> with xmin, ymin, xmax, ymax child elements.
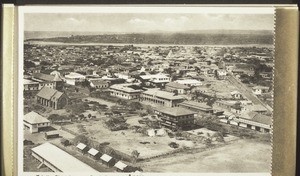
<box><xmin>25</xmin><ymin>30</ymin><xmax>274</xmax><ymax>45</ymax></box>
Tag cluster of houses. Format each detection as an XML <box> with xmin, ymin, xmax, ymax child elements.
<box><xmin>24</xmin><ymin>68</ymin><xmax>272</xmax><ymax>133</ymax></box>
<box><xmin>24</xmin><ymin>44</ymin><xmax>274</xmax><ymax>140</ymax></box>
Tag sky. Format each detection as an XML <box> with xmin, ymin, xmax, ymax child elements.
<box><xmin>24</xmin><ymin>12</ymin><xmax>274</xmax><ymax>33</ymax></box>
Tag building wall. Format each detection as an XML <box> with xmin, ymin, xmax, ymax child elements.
<box><xmin>110</xmin><ymin>89</ymin><xmax>140</xmax><ymax>100</ymax></box>
<box><xmin>38</xmin><ymin>82</ymin><xmax>55</xmax><ymax>90</ymax></box>
<box><xmin>165</xmin><ymin>86</ymin><xmax>185</xmax><ymax>94</ymax></box>
<box><xmin>157</xmin><ymin>112</ymin><xmax>195</xmax><ymax>130</ymax></box>
<box><xmin>24</xmin><ymin>84</ymin><xmax>39</xmax><ymax>91</ymax></box>
<box><xmin>36</xmin><ymin>94</ymin><xmax>68</xmax><ymax>110</ymax></box>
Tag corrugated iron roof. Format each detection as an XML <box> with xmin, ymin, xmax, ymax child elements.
<box><xmin>24</xmin><ymin>111</ymin><xmax>50</xmax><ymax>124</ymax></box>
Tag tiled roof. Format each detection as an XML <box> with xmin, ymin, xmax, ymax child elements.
<box><xmin>36</xmin><ymin>87</ymin><xmax>64</xmax><ymax>100</ymax></box>
<box><xmin>156</xmin><ymin>107</ymin><xmax>196</xmax><ymax>116</ymax></box>
<box><xmin>24</xmin><ymin>111</ymin><xmax>50</xmax><ymax>124</ymax></box>
<box><xmin>247</xmin><ymin>112</ymin><xmax>272</xmax><ymax>125</ymax></box>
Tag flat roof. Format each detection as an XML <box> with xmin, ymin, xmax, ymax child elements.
<box><xmin>31</xmin><ymin>143</ymin><xmax>98</xmax><ymax>172</ymax></box>
<box><xmin>100</xmin><ymin>154</ymin><xmax>112</xmax><ymax>162</ymax></box>
<box><xmin>88</xmin><ymin>148</ymin><xmax>99</xmax><ymax>156</ymax></box>
<box><xmin>156</xmin><ymin>107</ymin><xmax>197</xmax><ymax>116</ymax></box>
<box><xmin>76</xmin><ymin>143</ymin><xmax>87</xmax><ymax>150</ymax></box>
<box><xmin>114</xmin><ymin>161</ymin><xmax>127</xmax><ymax>170</ymax></box>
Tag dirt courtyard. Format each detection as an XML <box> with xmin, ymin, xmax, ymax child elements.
<box><xmin>138</xmin><ymin>139</ymin><xmax>271</xmax><ymax>172</ymax></box>
<box><xmin>63</xmin><ymin>116</ymin><xmax>205</xmax><ymax>159</ymax></box>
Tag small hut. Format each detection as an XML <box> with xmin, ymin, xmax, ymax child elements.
<box><xmin>100</xmin><ymin>154</ymin><xmax>115</xmax><ymax>167</ymax></box>
<box><xmin>114</xmin><ymin>161</ymin><xmax>128</xmax><ymax>172</ymax></box>
<box><xmin>88</xmin><ymin>148</ymin><xmax>100</xmax><ymax>160</ymax></box>
<box><xmin>76</xmin><ymin>143</ymin><xmax>88</xmax><ymax>154</ymax></box>
<box><xmin>44</xmin><ymin>130</ymin><xmax>59</xmax><ymax>140</ymax></box>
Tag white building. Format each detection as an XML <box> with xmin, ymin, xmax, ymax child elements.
<box><xmin>175</xmin><ymin>79</ymin><xmax>202</xmax><ymax>87</ymax></box>
<box><xmin>64</xmin><ymin>72</ymin><xmax>86</xmax><ymax>85</ymax></box>
<box><xmin>23</xmin><ymin>111</ymin><xmax>50</xmax><ymax>133</ymax></box>
<box><xmin>31</xmin><ymin>143</ymin><xmax>98</xmax><ymax>172</ymax></box>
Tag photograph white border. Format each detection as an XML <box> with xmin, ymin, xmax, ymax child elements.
<box><xmin>17</xmin><ymin>5</ymin><xmax>274</xmax><ymax>176</ymax></box>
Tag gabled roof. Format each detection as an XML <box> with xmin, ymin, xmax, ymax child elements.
<box><xmin>166</xmin><ymin>82</ymin><xmax>189</xmax><ymax>90</ymax></box>
<box><xmin>33</xmin><ymin>73</ymin><xmax>62</xmax><ymax>82</ymax></box>
<box><xmin>31</xmin><ymin>143</ymin><xmax>97</xmax><ymax>172</ymax></box>
<box><xmin>247</xmin><ymin>112</ymin><xmax>272</xmax><ymax>125</ymax></box>
<box><xmin>156</xmin><ymin>107</ymin><xmax>197</xmax><ymax>117</ymax></box>
<box><xmin>36</xmin><ymin>87</ymin><xmax>64</xmax><ymax>100</ymax></box>
<box><xmin>24</xmin><ymin>111</ymin><xmax>50</xmax><ymax>124</ymax></box>
<box><xmin>100</xmin><ymin>154</ymin><xmax>112</xmax><ymax>162</ymax></box>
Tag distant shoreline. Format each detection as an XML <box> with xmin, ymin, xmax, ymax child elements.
<box><xmin>24</xmin><ymin>41</ymin><xmax>274</xmax><ymax>48</ymax></box>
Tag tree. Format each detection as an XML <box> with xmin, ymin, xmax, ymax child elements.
<box><xmin>24</xmin><ymin>60</ymin><xmax>36</xmax><ymax>68</ymax></box>
<box><xmin>73</xmin><ymin>135</ymin><xmax>89</xmax><ymax>145</ymax></box>
<box><xmin>129</xmin><ymin>101</ymin><xmax>143</xmax><ymax>110</ymax></box>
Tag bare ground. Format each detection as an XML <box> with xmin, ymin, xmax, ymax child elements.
<box><xmin>138</xmin><ymin>139</ymin><xmax>271</xmax><ymax>173</ymax></box>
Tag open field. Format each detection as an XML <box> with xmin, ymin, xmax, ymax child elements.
<box><xmin>63</xmin><ymin>117</ymin><xmax>206</xmax><ymax>159</ymax></box>
<box><xmin>138</xmin><ymin>139</ymin><xmax>271</xmax><ymax>172</ymax></box>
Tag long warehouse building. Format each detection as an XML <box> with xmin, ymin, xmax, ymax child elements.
<box><xmin>31</xmin><ymin>142</ymin><xmax>98</xmax><ymax>173</ymax></box>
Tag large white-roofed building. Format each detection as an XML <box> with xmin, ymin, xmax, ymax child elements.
<box><xmin>64</xmin><ymin>72</ymin><xmax>86</xmax><ymax>85</ymax></box>
<box><xmin>31</xmin><ymin>143</ymin><xmax>98</xmax><ymax>172</ymax></box>
<box><xmin>174</xmin><ymin>79</ymin><xmax>202</xmax><ymax>87</ymax></box>
<box><xmin>139</xmin><ymin>88</ymin><xmax>185</xmax><ymax>107</ymax></box>
<box><xmin>23</xmin><ymin>111</ymin><xmax>50</xmax><ymax>133</ymax></box>
<box><xmin>110</xmin><ymin>83</ymin><xmax>144</xmax><ymax>100</ymax></box>
<box><xmin>140</xmin><ymin>73</ymin><xmax>171</xmax><ymax>87</ymax></box>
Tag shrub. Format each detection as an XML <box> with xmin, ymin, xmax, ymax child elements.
<box><xmin>73</xmin><ymin>135</ymin><xmax>89</xmax><ymax>145</ymax></box>
<box><xmin>168</xmin><ymin>142</ymin><xmax>179</xmax><ymax>148</ymax></box>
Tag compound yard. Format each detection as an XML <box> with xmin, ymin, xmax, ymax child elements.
<box><xmin>63</xmin><ymin>115</ymin><xmax>205</xmax><ymax>159</ymax></box>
